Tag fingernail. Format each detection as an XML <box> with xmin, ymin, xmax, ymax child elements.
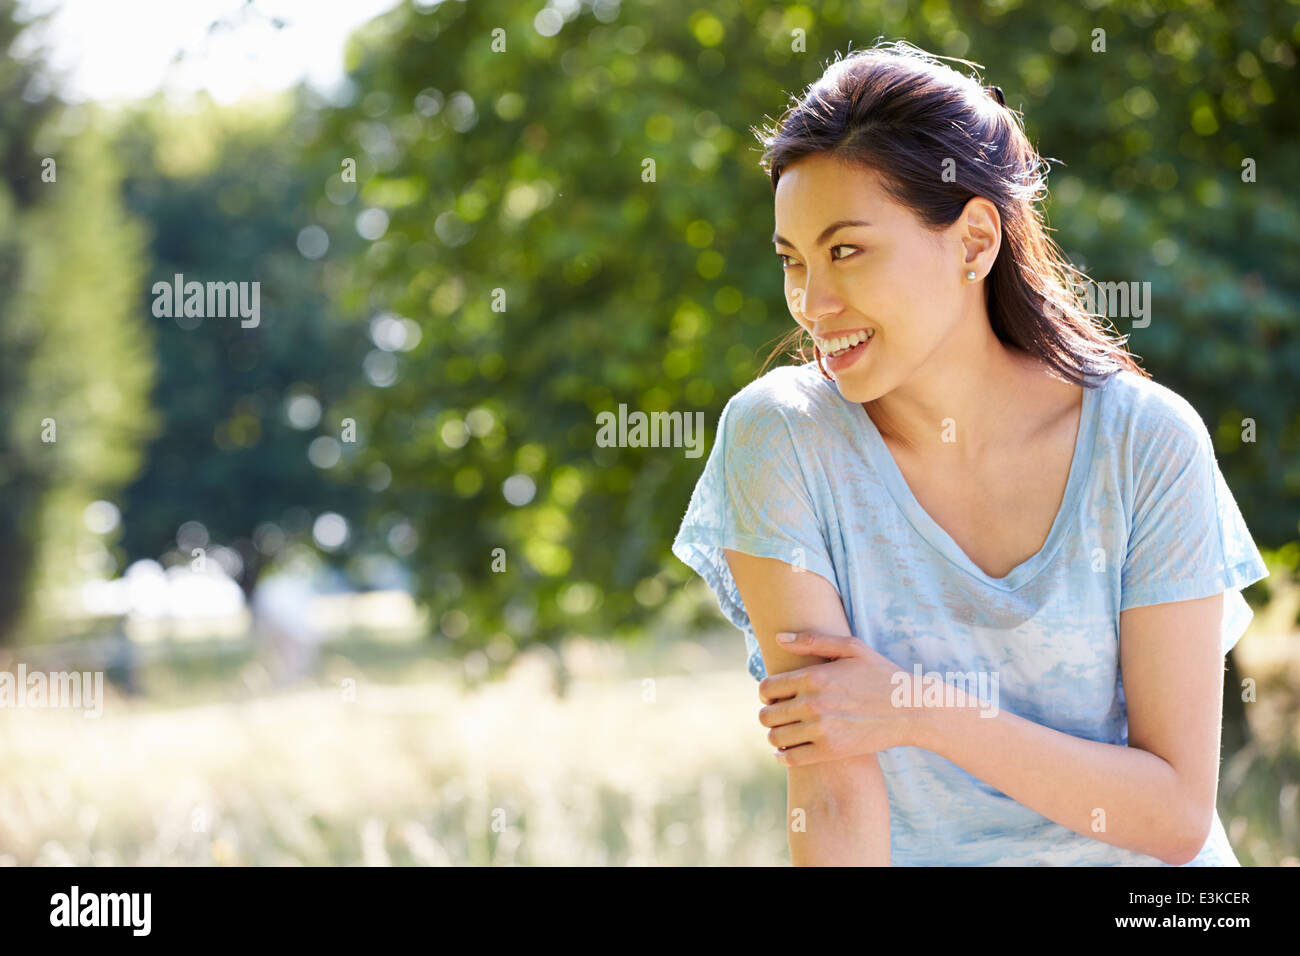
<box><xmin>776</xmin><ymin>632</ymin><xmax>796</xmax><ymax>643</ymax></box>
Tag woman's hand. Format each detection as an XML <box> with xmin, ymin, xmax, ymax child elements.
<box><xmin>759</xmin><ymin>631</ymin><xmax>923</xmax><ymax>766</ymax></box>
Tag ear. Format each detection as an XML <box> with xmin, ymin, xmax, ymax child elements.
<box><xmin>956</xmin><ymin>196</ymin><xmax>1001</xmax><ymax>273</ymax></box>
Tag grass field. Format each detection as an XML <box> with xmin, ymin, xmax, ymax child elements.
<box><xmin>1</xmin><ymin>596</ymin><xmax>1296</xmax><ymax>866</ymax></box>
<box><xmin>0</xmin><ymin>625</ymin><xmax>793</xmax><ymax>866</ymax></box>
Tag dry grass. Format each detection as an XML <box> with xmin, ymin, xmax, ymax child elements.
<box><xmin>0</xmin><ymin>632</ymin><xmax>789</xmax><ymax>865</ymax></box>
<box><xmin>1</xmin><ymin>609</ymin><xmax>1296</xmax><ymax>866</ymax></box>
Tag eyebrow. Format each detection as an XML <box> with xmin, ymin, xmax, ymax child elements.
<box><xmin>772</xmin><ymin>218</ymin><xmax>873</xmax><ymax>249</ymax></box>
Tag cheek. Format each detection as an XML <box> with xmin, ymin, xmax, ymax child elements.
<box><xmin>784</xmin><ymin>280</ymin><xmax>806</xmax><ymax>316</ymax></box>
<box><xmin>877</xmin><ymin>259</ymin><xmax>952</xmax><ymax>330</ymax></box>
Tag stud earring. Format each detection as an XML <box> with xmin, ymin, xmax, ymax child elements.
<box><xmin>965</xmin><ymin>270</ymin><xmax>977</xmax><ymax>281</ymax></box>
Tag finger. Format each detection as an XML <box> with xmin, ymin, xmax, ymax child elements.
<box><xmin>757</xmin><ymin>697</ymin><xmax>807</xmax><ymax>728</ymax></box>
<box><xmin>775</xmin><ymin>631</ymin><xmax>864</xmax><ymax>659</ymax></box>
<box><xmin>772</xmin><ymin>741</ymin><xmax>827</xmax><ymax>767</ymax></box>
<box><xmin>758</xmin><ymin>668</ymin><xmax>811</xmax><ymax>705</ymax></box>
<box><xmin>768</xmin><ymin>722</ymin><xmax>814</xmax><ymax>749</ymax></box>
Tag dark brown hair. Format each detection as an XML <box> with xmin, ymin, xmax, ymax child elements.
<box><xmin>753</xmin><ymin>40</ymin><xmax>1148</xmax><ymax>388</ymax></box>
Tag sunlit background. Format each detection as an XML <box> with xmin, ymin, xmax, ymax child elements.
<box><xmin>0</xmin><ymin>0</ymin><xmax>1297</xmax><ymax>865</ymax></box>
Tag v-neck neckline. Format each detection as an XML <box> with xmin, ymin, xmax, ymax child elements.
<box><xmin>827</xmin><ymin>366</ymin><xmax>1104</xmax><ymax>591</ymax></box>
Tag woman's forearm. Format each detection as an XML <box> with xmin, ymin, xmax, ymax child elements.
<box><xmin>786</xmin><ymin>752</ymin><xmax>890</xmax><ymax>865</ymax></box>
<box><xmin>911</xmin><ymin>690</ymin><xmax>1204</xmax><ymax>864</ymax></box>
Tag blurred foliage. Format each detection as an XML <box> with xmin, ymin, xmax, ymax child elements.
<box><xmin>110</xmin><ymin>93</ymin><xmax>374</xmax><ymax>597</ymax></box>
<box><xmin>295</xmin><ymin>0</ymin><xmax>1298</xmax><ymax>650</ymax></box>
<box><xmin>2</xmin><ymin>0</ymin><xmax>1296</xmax><ymax>652</ymax></box>
<box><xmin>0</xmin><ymin>0</ymin><xmax>155</xmax><ymax>644</ymax></box>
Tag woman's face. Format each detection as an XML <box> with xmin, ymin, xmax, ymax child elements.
<box><xmin>773</xmin><ymin>153</ymin><xmax>977</xmax><ymax>403</ymax></box>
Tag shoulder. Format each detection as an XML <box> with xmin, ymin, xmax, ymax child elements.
<box><xmin>1095</xmin><ymin>368</ymin><xmax>1212</xmax><ymax>455</ymax></box>
<box><xmin>1094</xmin><ymin>370</ymin><xmax>1219</xmax><ymax>510</ymax></box>
<box><xmin>722</xmin><ymin>361</ymin><xmax>838</xmax><ymax>431</ymax></box>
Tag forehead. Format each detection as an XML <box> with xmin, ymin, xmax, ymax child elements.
<box><xmin>773</xmin><ymin>155</ymin><xmax>894</xmax><ymax>228</ymax></box>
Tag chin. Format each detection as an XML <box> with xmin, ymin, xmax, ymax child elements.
<box><xmin>828</xmin><ymin>373</ymin><xmax>887</xmax><ymax>404</ymax></box>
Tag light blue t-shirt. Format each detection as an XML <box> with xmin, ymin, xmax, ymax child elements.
<box><xmin>671</xmin><ymin>360</ymin><xmax>1268</xmax><ymax>866</ymax></box>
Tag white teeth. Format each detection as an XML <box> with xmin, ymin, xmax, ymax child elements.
<box><xmin>816</xmin><ymin>329</ymin><xmax>873</xmax><ymax>357</ymax></box>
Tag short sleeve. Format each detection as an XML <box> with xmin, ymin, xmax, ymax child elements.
<box><xmin>671</xmin><ymin>381</ymin><xmax>838</xmax><ymax>680</ymax></box>
<box><xmin>1119</xmin><ymin>410</ymin><xmax>1269</xmax><ymax>654</ymax></box>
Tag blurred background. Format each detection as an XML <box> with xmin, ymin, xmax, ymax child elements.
<box><xmin>0</xmin><ymin>0</ymin><xmax>1297</xmax><ymax>865</ymax></box>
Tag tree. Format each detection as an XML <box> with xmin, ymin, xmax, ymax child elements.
<box><xmin>300</xmin><ymin>0</ymin><xmax>1296</xmax><ymax>660</ymax></box>
<box><xmin>112</xmin><ymin>92</ymin><xmax>373</xmax><ymax>599</ymax></box>
<box><xmin>0</xmin><ymin>0</ymin><xmax>155</xmax><ymax>644</ymax></box>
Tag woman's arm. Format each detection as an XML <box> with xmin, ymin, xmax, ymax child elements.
<box><xmin>908</xmin><ymin>591</ymin><xmax>1226</xmax><ymax>865</ymax></box>
<box><xmin>723</xmin><ymin>548</ymin><xmax>890</xmax><ymax>865</ymax></box>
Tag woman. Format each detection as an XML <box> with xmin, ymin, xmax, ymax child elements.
<box><xmin>671</xmin><ymin>41</ymin><xmax>1268</xmax><ymax>866</ymax></box>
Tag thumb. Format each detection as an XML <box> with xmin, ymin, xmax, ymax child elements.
<box><xmin>774</xmin><ymin>631</ymin><xmax>863</xmax><ymax>658</ymax></box>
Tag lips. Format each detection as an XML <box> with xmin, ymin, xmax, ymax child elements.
<box><xmin>822</xmin><ymin>331</ymin><xmax>873</xmax><ymax>370</ymax></box>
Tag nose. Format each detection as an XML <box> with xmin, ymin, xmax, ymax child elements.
<box><xmin>790</xmin><ymin>266</ymin><xmax>844</xmax><ymax>329</ymax></box>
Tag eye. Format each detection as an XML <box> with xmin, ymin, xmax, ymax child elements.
<box><xmin>775</xmin><ymin>245</ymin><xmax>859</xmax><ymax>270</ymax></box>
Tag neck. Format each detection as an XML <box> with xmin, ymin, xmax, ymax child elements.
<box><xmin>865</xmin><ymin>320</ymin><xmax>1034</xmax><ymax>463</ymax></box>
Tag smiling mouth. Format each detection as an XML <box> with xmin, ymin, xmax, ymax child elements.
<box><xmin>814</xmin><ymin>328</ymin><xmax>874</xmax><ymax>357</ymax></box>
